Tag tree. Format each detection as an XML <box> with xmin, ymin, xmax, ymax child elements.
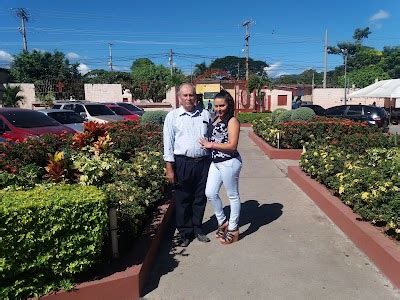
<box><xmin>193</xmin><ymin>62</ymin><xmax>208</xmax><ymax>77</ymax></box>
<box><xmin>2</xmin><ymin>84</ymin><xmax>24</xmax><ymax>107</ymax></box>
<box><xmin>248</xmin><ymin>74</ymin><xmax>268</xmax><ymax>112</ymax></box>
<box><xmin>381</xmin><ymin>47</ymin><xmax>400</xmax><ymax>78</ymax></box>
<box><xmin>353</xmin><ymin>27</ymin><xmax>371</xmax><ymax>44</ymax></box>
<box><xmin>343</xmin><ymin>65</ymin><xmax>389</xmax><ymax>88</ymax></box>
<box><xmin>10</xmin><ymin>50</ymin><xmax>81</xmax><ymax>82</ymax></box>
<box><xmin>83</xmin><ymin>70</ymin><xmax>131</xmax><ymax>84</ymax></box>
<box><xmin>274</xmin><ymin>69</ymin><xmax>323</xmax><ymax>86</ymax></box>
<box><xmin>209</xmin><ymin>56</ymin><xmax>268</xmax><ymax>79</ymax></box>
<box><xmin>130</xmin><ymin>58</ymin><xmax>185</xmax><ymax>102</ymax></box>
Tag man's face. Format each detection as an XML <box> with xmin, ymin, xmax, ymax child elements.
<box><xmin>178</xmin><ymin>85</ymin><xmax>196</xmax><ymax>111</ymax></box>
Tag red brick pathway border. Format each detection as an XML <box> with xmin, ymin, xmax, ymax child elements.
<box><xmin>248</xmin><ymin>130</ymin><xmax>302</xmax><ymax>160</ymax></box>
<box><xmin>288</xmin><ymin>166</ymin><xmax>400</xmax><ymax>289</ymax></box>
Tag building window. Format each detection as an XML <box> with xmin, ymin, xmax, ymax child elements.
<box><xmin>278</xmin><ymin>95</ymin><xmax>287</xmax><ymax>106</ymax></box>
<box><xmin>203</xmin><ymin>92</ymin><xmax>218</xmax><ymax>100</ymax></box>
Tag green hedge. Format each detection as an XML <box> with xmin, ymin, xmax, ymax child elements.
<box><xmin>140</xmin><ymin>110</ymin><xmax>168</xmax><ymax>125</ymax></box>
<box><xmin>291</xmin><ymin>107</ymin><xmax>315</xmax><ymax>121</ymax></box>
<box><xmin>276</xmin><ymin>110</ymin><xmax>293</xmax><ymax>123</ymax></box>
<box><xmin>236</xmin><ymin>112</ymin><xmax>271</xmax><ymax>123</ymax></box>
<box><xmin>0</xmin><ymin>185</ymin><xmax>108</xmax><ymax>299</ymax></box>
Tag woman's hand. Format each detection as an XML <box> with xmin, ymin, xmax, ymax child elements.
<box><xmin>199</xmin><ymin>137</ymin><xmax>213</xmax><ymax>149</ymax></box>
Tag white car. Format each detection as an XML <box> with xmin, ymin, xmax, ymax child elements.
<box><xmin>52</xmin><ymin>101</ymin><xmax>124</xmax><ymax>123</ymax></box>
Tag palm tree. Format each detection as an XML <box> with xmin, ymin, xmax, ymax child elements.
<box><xmin>2</xmin><ymin>84</ymin><xmax>24</xmax><ymax>107</ymax></box>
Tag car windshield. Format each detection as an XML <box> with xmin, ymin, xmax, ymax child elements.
<box><xmin>109</xmin><ymin>106</ymin><xmax>132</xmax><ymax>116</ymax></box>
<box><xmin>0</xmin><ymin>110</ymin><xmax>61</xmax><ymax>128</ymax></box>
<box><xmin>118</xmin><ymin>103</ymin><xmax>142</xmax><ymax>112</ymax></box>
<box><xmin>85</xmin><ymin>105</ymin><xmax>115</xmax><ymax>116</ymax></box>
<box><xmin>47</xmin><ymin>111</ymin><xmax>85</xmax><ymax>124</ymax></box>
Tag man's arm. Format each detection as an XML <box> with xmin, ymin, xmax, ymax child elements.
<box><xmin>163</xmin><ymin>112</ymin><xmax>175</xmax><ymax>183</ymax></box>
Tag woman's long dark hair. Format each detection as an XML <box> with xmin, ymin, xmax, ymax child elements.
<box><xmin>214</xmin><ymin>89</ymin><xmax>235</xmax><ymax>121</ymax></box>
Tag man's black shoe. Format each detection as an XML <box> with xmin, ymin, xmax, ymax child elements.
<box><xmin>177</xmin><ymin>236</ymin><xmax>191</xmax><ymax>247</ymax></box>
<box><xmin>196</xmin><ymin>233</ymin><xmax>210</xmax><ymax>243</ymax></box>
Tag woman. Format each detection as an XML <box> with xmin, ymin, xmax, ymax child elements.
<box><xmin>199</xmin><ymin>90</ymin><xmax>242</xmax><ymax>245</ymax></box>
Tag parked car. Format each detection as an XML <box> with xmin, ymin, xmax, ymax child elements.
<box><xmin>104</xmin><ymin>104</ymin><xmax>140</xmax><ymax>121</ymax></box>
<box><xmin>38</xmin><ymin>109</ymin><xmax>85</xmax><ymax>132</ymax></box>
<box><xmin>0</xmin><ymin>108</ymin><xmax>75</xmax><ymax>140</ymax></box>
<box><xmin>114</xmin><ymin>102</ymin><xmax>145</xmax><ymax>116</ymax></box>
<box><xmin>325</xmin><ymin>105</ymin><xmax>389</xmax><ymax>131</ymax></box>
<box><xmin>52</xmin><ymin>101</ymin><xmax>124</xmax><ymax>123</ymax></box>
<box><xmin>386</xmin><ymin>107</ymin><xmax>400</xmax><ymax>124</ymax></box>
<box><xmin>299</xmin><ymin>104</ymin><xmax>326</xmax><ymax>116</ymax></box>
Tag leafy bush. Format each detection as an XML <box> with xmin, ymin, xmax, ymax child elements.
<box><xmin>276</xmin><ymin>110</ymin><xmax>293</xmax><ymax>123</ymax></box>
<box><xmin>271</xmin><ymin>108</ymin><xmax>287</xmax><ymax>123</ymax></box>
<box><xmin>236</xmin><ymin>112</ymin><xmax>271</xmax><ymax>123</ymax></box>
<box><xmin>0</xmin><ymin>185</ymin><xmax>108</xmax><ymax>298</ymax></box>
<box><xmin>291</xmin><ymin>107</ymin><xmax>316</xmax><ymax>121</ymax></box>
<box><xmin>140</xmin><ymin>110</ymin><xmax>168</xmax><ymax>125</ymax></box>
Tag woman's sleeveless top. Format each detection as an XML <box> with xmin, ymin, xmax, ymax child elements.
<box><xmin>207</xmin><ymin>116</ymin><xmax>239</xmax><ymax>163</ymax></box>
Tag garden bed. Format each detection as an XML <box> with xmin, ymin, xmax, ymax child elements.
<box><xmin>288</xmin><ymin>166</ymin><xmax>400</xmax><ymax>289</ymax></box>
<box><xmin>44</xmin><ymin>197</ymin><xmax>175</xmax><ymax>300</ymax></box>
<box><xmin>248</xmin><ymin>130</ymin><xmax>302</xmax><ymax>160</ymax></box>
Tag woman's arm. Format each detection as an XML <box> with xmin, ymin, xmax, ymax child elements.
<box><xmin>199</xmin><ymin>117</ymin><xmax>240</xmax><ymax>152</ymax></box>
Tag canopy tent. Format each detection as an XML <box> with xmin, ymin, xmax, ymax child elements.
<box><xmin>348</xmin><ymin>79</ymin><xmax>400</xmax><ymax>98</ymax></box>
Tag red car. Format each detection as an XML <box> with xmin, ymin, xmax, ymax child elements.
<box><xmin>0</xmin><ymin>108</ymin><xmax>76</xmax><ymax>141</ymax></box>
<box><xmin>105</xmin><ymin>104</ymin><xmax>140</xmax><ymax>121</ymax></box>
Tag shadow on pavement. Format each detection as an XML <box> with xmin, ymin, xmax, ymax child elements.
<box><xmin>203</xmin><ymin>200</ymin><xmax>283</xmax><ymax>240</ymax></box>
<box><xmin>142</xmin><ymin>216</ymin><xmax>187</xmax><ymax>296</ymax></box>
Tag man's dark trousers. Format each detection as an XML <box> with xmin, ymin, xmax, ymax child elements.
<box><xmin>174</xmin><ymin>155</ymin><xmax>211</xmax><ymax>240</ymax></box>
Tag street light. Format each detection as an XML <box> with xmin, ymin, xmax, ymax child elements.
<box><xmin>341</xmin><ymin>48</ymin><xmax>348</xmax><ymax>105</ymax></box>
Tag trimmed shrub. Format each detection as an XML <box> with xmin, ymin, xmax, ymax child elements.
<box><xmin>0</xmin><ymin>185</ymin><xmax>108</xmax><ymax>298</ymax></box>
<box><xmin>276</xmin><ymin>110</ymin><xmax>293</xmax><ymax>123</ymax></box>
<box><xmin>271</xmin><ymin>108</ymin><xmax>287</xmax><ymax>123</ymax></box>
<box><xmin>291</xmin><ymin>107</ymin><xmax>316</xmax><ymax>121</ymax></box>
<box><xmin>140</xmin><ymin>110</ymin><xmax>168</xmax><ymax>125</ymax></box>
<box><xmin>236</xmin><ymin>112</ymin><xmax>271</xmax><ymax>123</ymax></box>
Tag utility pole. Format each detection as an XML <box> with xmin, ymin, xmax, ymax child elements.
<box><xmin>242</xmin><ymin>19</ymin><xmax>254</xmax><ymax>81</ymax></box>
<box><xmin>237</xmin><ymin>63</ymin><xmax>240</xmax><ymax>80</ymax></box>
<box><xmin>108</xmin><ymin>43</ymin><xmax>113</xmax><ymax>71</ymax></box>
<box><xmin>169</xmin><ymin>49</ymin><xmax>174</xmax><ymax>75</ymax></box>
<box><xmin>323</xmin><ymin>29</ymin><xmax>328</xmax><ymax>88</ymax></box>
<box><xmin>341</xmin><ymin>48</ymin><xmax>348</xmax><ymax>105</ymax></box>
<box><xmin>311</xmin><ymin>70</ymin><xmax>315</xmax><ymax>102</ymax></box>
<box><xmin>13</xmin><ymin>8</ymin><xmax>29</xmax><ymax>51</ymax></box>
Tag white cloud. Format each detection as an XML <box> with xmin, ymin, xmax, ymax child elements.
<box><xmin>78</xmin><ymin>63</ymin><xmax>90</xmax><ymax>75</ymax></box>
<box><xmin>369</xmin><ymin>9</ymin><xmax>390</xmax><ymax>21</ymax></box>
<box><xmin>66</xmin><ymin>52</ymin><xmax>80</xmax><ymax>60</ymax></box>
<box><xmin>264</xmin><ymin>62</ymin><xmax>282</xmax><ymax>78</ymax></box>
<box><xmin>0</xmin><ymin>50</ymin><xmax>13</xmax><ymax>63</ymax></box>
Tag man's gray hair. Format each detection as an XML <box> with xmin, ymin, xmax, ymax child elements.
<box><xmin>177</xmin><ymin>83</ymin><xmax>195</xmax><ymax>95</ymax></box>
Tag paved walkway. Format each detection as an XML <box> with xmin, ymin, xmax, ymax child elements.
<box><xmin>144</xmin><ymin>128</ymin><xmax>399</xmax><ymax>299</ymax></box>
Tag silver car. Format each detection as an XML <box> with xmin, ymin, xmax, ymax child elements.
<box><xmin>38</xmin><ymin>109</ymin><xmax>85</xmax><ymax>132</ymax></box>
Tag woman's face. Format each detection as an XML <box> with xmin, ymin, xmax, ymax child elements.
<box><xmin>214</xmin><ymin>97</ymin><xmax>228</xmax><ymax>118</ymax></box>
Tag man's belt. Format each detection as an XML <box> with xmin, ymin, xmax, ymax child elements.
<box><xmin>175</xmin><ymin>155</ymin><xmax>208</xmax><ymax>163</ymax></box>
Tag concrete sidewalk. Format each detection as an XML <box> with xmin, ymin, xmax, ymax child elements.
<box><xmin>143</xmin><ymin>128</ymin><xmax>399</xmax><ymax>299</ymax></box>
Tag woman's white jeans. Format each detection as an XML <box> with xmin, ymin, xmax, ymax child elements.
<box><xmin>205</xmin><ymin>157</ymin><xmax>242</xmax><ymax>231</ymax></box>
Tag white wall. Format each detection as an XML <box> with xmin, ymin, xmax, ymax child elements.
<box><xmin>312</xmin><ymin>88</ymin><xmax>385</xmax><ymax>108</ymax></box>
<box><xmin>84</xmin><ymin>84</ymin><xmax>123</xmax><ymax>102</ymax></box>
<box><xmin>263</xmin><ymin>89</ymin><xmax>292</xmax><ymax>111</ymax></box>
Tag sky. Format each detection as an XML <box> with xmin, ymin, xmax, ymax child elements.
<box><xmin>0</xmin><ymin>0</ymin><xmax>399</xmax><ymax>78</ymax></box>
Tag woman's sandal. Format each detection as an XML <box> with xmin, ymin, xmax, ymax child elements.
<box><xmin>215</xmin><ymin>220</ymin><xmax>228</xmax><ymax>239</ymax></box>
<box><xmin>220</xmin><ymin>228</ymin><xmax>239</xmax><ymax>245</ymax></box>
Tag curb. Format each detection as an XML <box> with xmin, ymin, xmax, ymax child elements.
<box><xmin>248</xmin><ymin>131</ymin><xmax>302</xmax><ymax>160</ymax></box>
<box><xmin>45</xmin><ymin>198</ymin><xmax>175</xmax><ymax>300</ymax></box>
<box><xmin>240</xmin><ymin>123</ymin><xmax>252</xmax><ymax>128</ymax></box>
<box><xmin>288</xmin><ymin>166</ymin><xmax>400</xmax><ymax>289</ymax></box>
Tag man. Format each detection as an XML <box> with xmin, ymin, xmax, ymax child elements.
<box><xmin>163</xmin><ymin>83</ymin><xmax>211</xmax><ymax>247</ymax></box>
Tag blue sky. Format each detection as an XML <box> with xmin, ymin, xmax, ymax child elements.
<box><xmin>1</xmin><ymin>0</ymin><xmax>399</xmax><ymax>78</ymax></box>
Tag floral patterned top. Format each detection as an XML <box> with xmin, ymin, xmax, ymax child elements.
<box><xmin>207</xmin><ymin>116</ymin><xmax>239</xmax><ymax>163</ymax></box>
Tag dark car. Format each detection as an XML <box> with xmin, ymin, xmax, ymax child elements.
<box><xmin>387</xmin><ymin>107</ymin><xmax>400</xmax><ymax>124</ymax></box>
<box><xmin>115</xmin><ymin>102</ymin><xmax>145</xmax><ymax>116</ymax></box>
<box><xmin>0</xmin><ymin>108</ymin><xmax>76</xmax><ymax>140</ymax></box>
<box><xmin>300</xmin><ymin>104</ymin><xmax>326</xmax><ymax>116</ymax></box>
<box><xmin>325</xmin><ymin>105</ymin><xmax>389</xmax><ymax>131</ymax></box>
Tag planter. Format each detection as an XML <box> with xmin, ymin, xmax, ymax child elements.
<box><xmin>288</xmin><ymin>166</ymin><xmax>400</xmax><ymax>289</ymax></box>
<box><xmin>44</xmin><ymin>198</ymin><xmax>175</xmax><ymax>300</ymax></box>
<box><xmin>248</xmin><ymin>131</ymin><xmax>302</xmax><ymax>160</ymax></box>
<box><xmin>240</xmin><ymin>123</ymin><xmax>252</xmax><ymax>128</ymax></box>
